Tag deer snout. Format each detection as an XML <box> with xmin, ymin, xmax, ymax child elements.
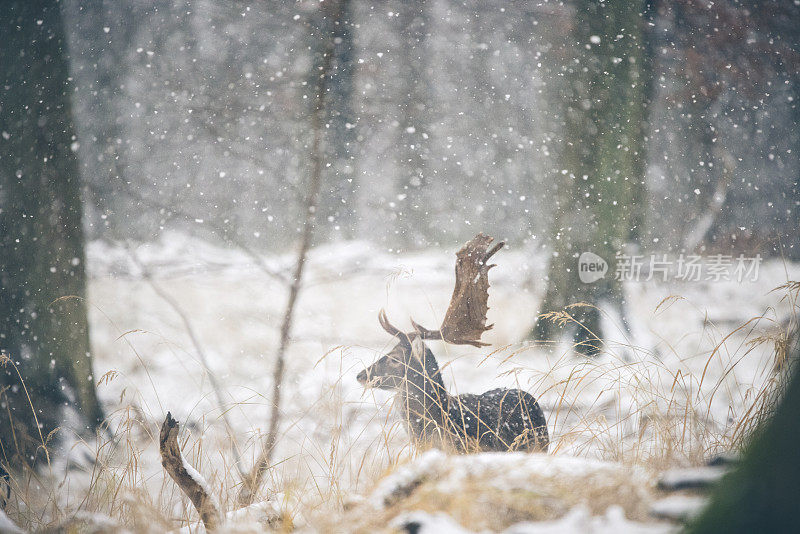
<box><xmin>356</xmin><ymin>368</ymin><xmax>369</xmax><ymax>385</ymax></box>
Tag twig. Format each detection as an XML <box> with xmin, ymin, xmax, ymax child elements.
<box><xmin>237</xmin><ymin>0</ymin><xmax>345</xmax><ymax>506</ymax></box>
<box><xmin>160</xmin><ymin>413</ymin><xmax>221</xmax><ymax>532</ymax></box>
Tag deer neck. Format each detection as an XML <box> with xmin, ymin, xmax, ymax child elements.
<box><xmin>396</xmin><ymin>362</ymin><xmax>451</xmax><ymax>438</ymax></box>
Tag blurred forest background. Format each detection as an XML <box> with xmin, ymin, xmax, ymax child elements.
<box><xmin>2</xmin><ymin>0</ymin><xmax>799</xmax><ymax>455</ymax></box>
<box><xmin>1</xmin><ymin>1</ymin><xmax>800</xmax><ymax>530</ymax></box>
<box><xmin>61</xmin><ymin>0</ymin><xmax>798</xmax><ymax>254</ymax></box>
<box><xmin>2</xmin><ymin>0</ymin><xmax>800</xmax><ymax>461</ymax></box>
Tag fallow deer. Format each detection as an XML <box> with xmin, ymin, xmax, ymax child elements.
<box><xmin>357</xmin><ymin>234</ymin><xmax>549</xmax><ymax>453</ymax></box>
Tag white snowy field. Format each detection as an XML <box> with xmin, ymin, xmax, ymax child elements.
<box><xmin>17</xmin><ymin>232</ymin><xmax>798</xmax><ymax>532</ymax></box>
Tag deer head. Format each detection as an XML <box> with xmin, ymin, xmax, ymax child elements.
<box><xmin>356</xmin><ymin>318</ymin><xmax>434</xmax><ymax>391</ymax></box>
<box><xmin>358</xmin><ymin>234</ymin><xmax>504</xmax><ymax>389</ymax></box>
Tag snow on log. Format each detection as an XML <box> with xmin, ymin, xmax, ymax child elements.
<box><xmin>0</xmin><ymin>508</ymin><xmax>24</xmax><ymax>534</ymax></box>
<box><xmin>160</xmin><ymin>412</ymin><xmax>221</xmax><ymax>531</ymax></box>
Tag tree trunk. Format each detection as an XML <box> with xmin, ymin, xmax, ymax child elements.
<box><xmin>0</xmin><ymin>0</ymin><xmax>103</xmax><ymax>467</ymax></box>
<box><xmin>531</xmin><ymin>0</ymin><xmax>649</xmax><ymax>355</ymax></box>
<box><xmin>688</xmin><ymin>329</ymin><xmax>800</xmax><ymax>532</ymax></box>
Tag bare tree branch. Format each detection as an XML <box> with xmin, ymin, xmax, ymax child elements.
<box><xmin>237</xmin><ymin>0</ymin><xmax>346</xmax><ymax>506</ymax></box>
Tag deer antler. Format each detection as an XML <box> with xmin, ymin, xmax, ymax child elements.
<box><xmin>378</xmin><ymin>308</ymin><xmax>403</xmax><ymax>338</ymax></box>
<box><xmin>413</xmin><ymin>233</ymin><xmax>503</xmax><ymax>347</ymax></box>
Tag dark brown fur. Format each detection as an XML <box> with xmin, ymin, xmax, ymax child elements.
<box><xmin>358</xmin><ymin>335</ymin><xmax>549</xmax><ymax>453</ymax></box>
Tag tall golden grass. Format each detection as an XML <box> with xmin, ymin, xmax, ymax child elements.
<box><xmin>1</xmin><ymin>282</ymin><xmax>796</xmax><ymax>532</ymax></box>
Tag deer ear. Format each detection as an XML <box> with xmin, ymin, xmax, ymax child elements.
<box><xmin>410</xmin><ymin>336</ymin><xmax>426</xmax><ymax>363</ymax></box>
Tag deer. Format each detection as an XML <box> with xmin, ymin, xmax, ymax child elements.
<box><xmin>357</xmin><ymin>234</ymin><xmax>549</xmax><ymax>453</ymax></box>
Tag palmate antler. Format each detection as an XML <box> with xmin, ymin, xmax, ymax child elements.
<box><xmin>379</xmin><ymin>233</ymin><xmax>504</xmax><ymax>347</ymax></box>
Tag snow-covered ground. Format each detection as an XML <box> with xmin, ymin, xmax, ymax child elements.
<box><xmin>29</xmin><ymin>232</ymin><xmax>797</xmax><ymax>531</ymax></box>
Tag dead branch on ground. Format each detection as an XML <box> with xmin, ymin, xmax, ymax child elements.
<box><xmin>160</xmin><ymin>412</ymin><xmax>221</xmax><ymax>532</ymax></box>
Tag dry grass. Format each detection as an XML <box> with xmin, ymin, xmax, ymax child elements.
<box><xmin>321</xmin><ymin>452</ymin><xmax>657</xmax><ymax>533</ymax></box>
<box><xmin>1</xmin><ymin>272</ymin><xmax>797</xmax><ymax>532</ymax></box>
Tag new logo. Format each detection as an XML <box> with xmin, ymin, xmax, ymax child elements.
<box><xmin>578</xmin><ymin>252</ymin><xmax>608</xmax><ymax>283</ymax></box>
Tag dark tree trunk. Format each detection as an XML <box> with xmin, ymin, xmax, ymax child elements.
<box><xmin>689</xmin><ymin>332</ymin><xmax>800</xmax><ymax>533</ymax></box>
<box><xmin>0</xmin><ymin>0</ymin><xmax>103</xmax><ymax>467</ymax></box>
<box><xmin>531</xmin><ymin>0</ymin><xmax>649</xmax><ymax>355</ymax></box>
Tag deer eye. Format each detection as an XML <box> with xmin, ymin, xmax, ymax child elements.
<box><xmin>388</xmin><ymin>358</ymin><xmax>403</xmax><ymax>370</ymax></box>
